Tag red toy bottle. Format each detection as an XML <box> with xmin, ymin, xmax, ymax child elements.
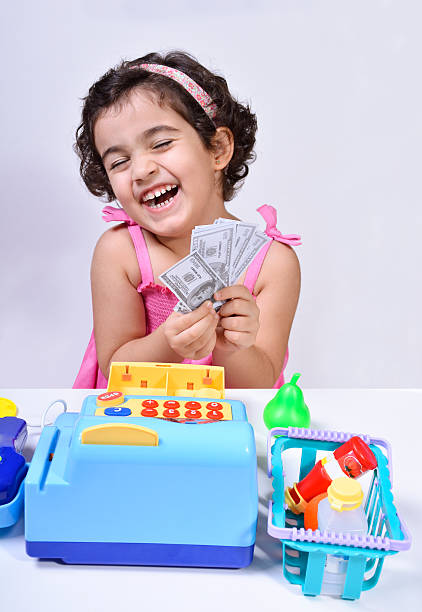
<box><xmin>285</xmin><ymin>436</ymin><xmax>377</xmax><ymax>514</ymax></box>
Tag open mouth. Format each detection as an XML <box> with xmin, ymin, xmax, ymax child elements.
<box><xmin>143</xmin><ymin>185</ymin><xmax>179</xmax><ymax>209</ymax></box>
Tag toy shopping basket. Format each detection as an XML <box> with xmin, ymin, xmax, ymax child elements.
<box><xmin>266</xmin><ymin>428</ymin><xmax>411</xmax><ymax>600</ymax></box>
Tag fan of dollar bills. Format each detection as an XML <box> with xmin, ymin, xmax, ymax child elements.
<box><xmin>159</xmin><ymin>218</ymin><xmax>271</xmax><ymax>313</ymax></box>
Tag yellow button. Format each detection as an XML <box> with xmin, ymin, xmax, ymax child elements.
<box><xmin>96</xmin><ymin>391</ymin><xmax>124</xmax><ymax>408</ymax></box>
<box><xmin>0</xmin><ymin>398</ymin><xmax>17</xmax><ymax>417</ymax></box>
<box><xmin>81</xmin><ymin>423</ymin><xmax>159</xmax><ymax>446</ymax></box>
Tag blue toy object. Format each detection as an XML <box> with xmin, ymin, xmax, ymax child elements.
<box><xmin>266</xmin><ymin>427</ymin><xmax>411</xmax><ymax>600</ymax></box>
<box><xmin>0</xmin><ymin>416</ymin><xmax>28</xmax><ymax>528</ymax></box>
<box><xmin>0</xmin><ymin>416</ymin><xmax>27</xmax><ymax>451</ymax></box>
<box><xmin>0</xmin><ymin>417</ymin><xmax>28</xmax><ymax>506</ymax></box>
<box><xmin>0</xmin><ymin>447</ymin><xmax>26</xmax><ymax>505</ymax></box>
<box><xmin>25</xmin><ymin>394</ymin><xmax>258</xmax><ymax>567</ymax></box>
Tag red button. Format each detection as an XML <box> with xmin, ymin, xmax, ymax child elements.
<box><xmin>96</xmin><ymin>391</ymin><xmax>124</xmax><ymax>407</ymax></box>
<box><xmin>142</xmin><ymin>399</ymin><xmax>159</xmax><ymax>408</ymax></box>
<box><xmin>185</xmin><ymin>409</ymin><xmax>202</xmax><ymax>419</ymax></box>
<box><xmin>163</xmin><ymin>400</ymin><xmax>180</xmax><ymax>409</ymax></box>
<box><xmin>141</xmin><ymin>407</ymin><xmax>158</xmax><ymax>417</ymax></box>
<box><xmin>163</xmin><ymin>408</ymin><xmax>180</xmax><ymax>418</ymax></box>
<box><xmin>206</xmin><ymin>402</ymin><xmax>223</xmax><ymax>410</ymax></box>
<box><xmin>206</xmin><ymin>410</ymin><xmax>224</xmax><ymax>420</ymax></box>
<box><xmin>185</xmin><ymin>401</ymin><xmax>201</xmax><ymax>410</ymax></box>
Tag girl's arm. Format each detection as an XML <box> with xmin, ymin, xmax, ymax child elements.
<box><xmin>212</xmin><ymin>242</ymin><xmax>300</xmax><ymax>388</ymax></box>
<box><xmin>91</xmin><ymin>227</ymin><xmax>218</xmax><ymax>379</ymax></box>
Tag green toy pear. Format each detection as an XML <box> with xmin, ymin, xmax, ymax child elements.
<box><xmin>263</xmin><ymin>373</ymin><xmax>310</xmax><ymax>430</ymax></box>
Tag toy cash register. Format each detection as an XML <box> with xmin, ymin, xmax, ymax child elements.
<box><xmin>25</xmin><ymin>363</ymin><xmax>258</xmax><ymax>567</ymax></box>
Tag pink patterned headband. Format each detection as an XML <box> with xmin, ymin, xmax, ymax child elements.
<box><xmin>130</xmin><ymin>63</ymin><xmax>217</xmax><ymax>122</ymax></box>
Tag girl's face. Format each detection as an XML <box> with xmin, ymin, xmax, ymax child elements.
<box><xmin>94</xmin><ymin>89</ymin><xmax>221</xmax><ymax>237</ymax></box>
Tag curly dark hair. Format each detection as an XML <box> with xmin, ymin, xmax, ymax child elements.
<box><xmin>74</xmin><ymin>50</ymin><xmax>257</xmax><ymax>202</ymax></box>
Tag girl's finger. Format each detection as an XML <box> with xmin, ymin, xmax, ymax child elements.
<box><xmin>186</xmin><ymin>325</ymin><xmax>217</xmax><ymax>354</ymax></box>
<box><xmin>214</xmin><ymin>285</ymin><xmax>252</xmax><ymax>302</ymax></box>
<box><xmin>220</xmin><ymin>314</ymin><xmax>258</xmax><ymax>333</ymax></box>
<box><xmin>174</xmin><ymin>311</ymin><xmax>218</xmax><ymax>346</ymax></box>
<box><xmin>193</xmin><ymin>334</ymin><xmax>217</xmax><ymax>360</ymax></box>
<box><xmin>218</xmin><ymin>297</ymin><xmax>257</xmax><ymax>318</ymax></box>
<box><xmin>169</xmin><ymin>301</ymin><xmax>215</xmax><ymax>334</ymax></box>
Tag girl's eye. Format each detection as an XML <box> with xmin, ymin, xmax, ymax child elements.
<box><xmin>110</xmin><ymin>159</ymin><xmax>128</xmax><ymax>170</ymax></box>
<box><xmin>153</xmin><ymin>140</ymin><xmax>172</xmax><ymax>150</ymax></box>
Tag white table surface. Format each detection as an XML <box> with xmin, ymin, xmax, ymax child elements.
<box><xmin>0</xmin><ymin>388</ymin><xmax>421</xmax><ymax>611</ymax></box>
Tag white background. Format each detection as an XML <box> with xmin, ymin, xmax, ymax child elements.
<box><xmin>0</xmin><ymin>0</ymin><xmax>421</xmax><ymax>388</ymax></box>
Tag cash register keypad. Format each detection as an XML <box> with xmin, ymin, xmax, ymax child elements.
<box><xmin>96</xmin><ymin>398</ymin><xmax>232</xmax><ymax>421</ymax></box>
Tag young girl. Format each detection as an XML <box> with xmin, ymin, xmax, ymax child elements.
<box><xmin>73</xmin><ymin>51</ymin><xmax>301</xmax><ymax>389</ymax></box>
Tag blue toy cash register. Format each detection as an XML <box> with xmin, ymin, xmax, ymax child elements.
<box><xmin>24</xmin><ymin>363</ymin><xmax>258</xmax><ymax>567</ymax></box>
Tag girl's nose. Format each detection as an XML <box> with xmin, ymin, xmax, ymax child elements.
<box><xmin>131</xmin><ymin>153</ymin><xmax>158</xmax><ymax>182</ymax></box>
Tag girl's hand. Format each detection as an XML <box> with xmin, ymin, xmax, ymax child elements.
<box><xmin>164</xmin><ymin>301</ymin><xmax>219</xmax><ymax>360</ymax></box>
<box><xmin>214</xmin><ymin>286</ymin><xmax>260</xmax><ymax>354</ymax></box>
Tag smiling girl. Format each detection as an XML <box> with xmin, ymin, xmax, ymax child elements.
<box><xmin>73</xmin><ymin>51</ymin><xmax>301</xmax><ymax>389</ymax></box>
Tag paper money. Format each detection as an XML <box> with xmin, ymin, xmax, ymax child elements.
<box><xmin>160</xmin><ymin>216</ymin><xmax>271</xmax><ymax>312</ymax></box>
<box><xmin>191</xmin><ymin>224</ymin><xmax>235</xmax><ymax>285</ymax></box>
<box><xmin>230</xmin><ymin>222</ymin><xmax>258</xmax><ymax>283</ymax></box>
<box><xmin>173</xmin><ymin>301</ymin><xmax>191</xmax><ymax>314</ymax></box>
<box><xmin>159</xmin><ymin>251</ymin><xmax>226</xmax><ymax>312</ymax></box>
<box><xmin>231</xmin><ymin>230</ymin><xmax>271</xmax><ymax>283</ymax></box>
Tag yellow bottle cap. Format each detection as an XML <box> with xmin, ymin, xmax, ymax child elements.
<box><xmin>327</xmin><ymin>477</ymin><xmax>364</xmax><ymax>512</ymax></box>
<box><xmin>0</xmin><ymin>397</ymin><xmax>17</xmax><ymax>417</ymax></box>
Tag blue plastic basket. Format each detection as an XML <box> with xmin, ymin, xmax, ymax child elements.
<box><xmin>0</xmin><ymin>464</ymin><xmax>28</xmax><ymax>529</ymax></box>
<box><xmin>267</xmin><ymin>428</ymin><xmax>411</xmax><ymax>600</ymax></box>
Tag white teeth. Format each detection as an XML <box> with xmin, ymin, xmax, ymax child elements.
<box><xmin>142</xmin><ymin>184</ymin><xmax>178</xmax><ymax>203</ymax></box>
<box><xmin>147</xmin><ymin>196</ymin><xmax>174</xmax><ymax>209</ymax></box>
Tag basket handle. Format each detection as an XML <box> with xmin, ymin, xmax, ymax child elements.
<box><xmin>267</xmin><ymin>500</ymin><xmax>291</xmax><ymax>539</ymax></box>
<box><xmin>367</xmin><ymin>436</ymin><xmax>393</xmax><ymax>485</ymax></box>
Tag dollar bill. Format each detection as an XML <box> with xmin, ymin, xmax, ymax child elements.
<box><xmin>232</xmin><ymin>230</ymin><xmax>271</xmax><ymax>283</ymax></box>
<box><xmin>229</xmin><ymin>222</ymin><xmax>258</xmax><ymax>283</ymax></box>
<box><xmin>173</xmin><ymin>301</ymin><xmax>191</xmax><ymax>314</ymax></box>
<box><xmin>160</xmin><ymin>251</ymin><xmax>226</xmax><ymax>312</ymax></box>
<box><xmin>166</xmin><ymin>215</ymin><xmax>271</xmax><ymax>312</ymax></box>
<box><xmin>191</xmin><ymin>224</ymin><xmax>235</xmax><ymax>285</ymax></box>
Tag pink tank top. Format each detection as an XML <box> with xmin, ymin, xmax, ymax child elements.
<box><xmin>73</xmin><ymin>205</ymin><xmax>301</xmax><ymax>389</ymax></box>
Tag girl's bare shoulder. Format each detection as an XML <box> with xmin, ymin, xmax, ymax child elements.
<box><xmin>91</xmin><ymin>223</ymin><xmax>141</xmax><ymax>288</ymax></box>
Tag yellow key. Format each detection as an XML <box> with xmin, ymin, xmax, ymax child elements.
<box><xmin>0</xmin><ymin>397</ymin><xmax>17</xmax><ymax>417</ymax></box>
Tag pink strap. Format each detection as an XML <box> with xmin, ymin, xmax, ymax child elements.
<box><xmin>129</xmin><ymin>226</ymin><xmax>155</xmax><ymax>288</ymax></box>
<box><xmin>102</xmin><ymin>206</ymin><xmax>154</xmax><ymax>288</ymax></box>
<box><xmin>244</xmin><ymin>241</ymin><xmax>272</xmax><ymax>293</ymax></box>
<box><xmin>244</xmin><ymin>205</ymin><xmax>301</xmax><ymax>292</ymax></box>
<box><xmin>257</xmin><ymin>205</ymin><xmax>302</xmax><ymax>246</ymax></box>
<box><xmin>102</xmin><ymin>205</ymin><xmax>136</xmax><ymax>225</ymax></box>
